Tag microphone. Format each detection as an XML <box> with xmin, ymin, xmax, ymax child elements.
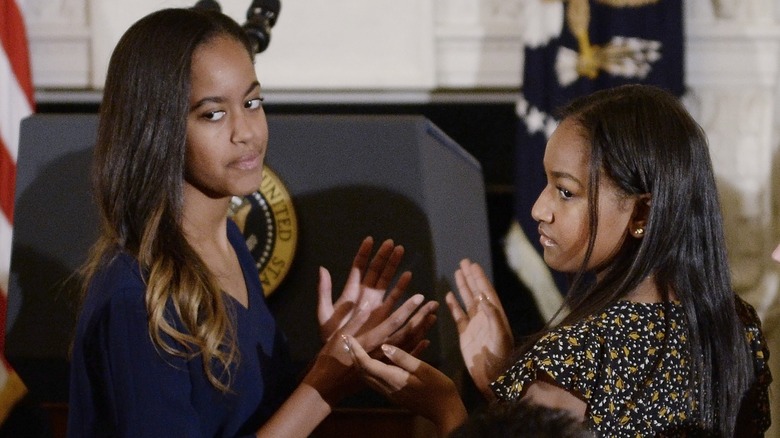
<box><xmin>242</xmin><ymin>0</ymin><xmax>281</xmax><ymax>54</ymax></box>
<box><xmin>193</xmin><ymin>0</ymin><xmax>221</xmax><ymax>12</ymax></box>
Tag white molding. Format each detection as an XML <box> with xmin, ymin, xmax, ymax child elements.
<box><xmin>26</xmin><ymin>0</ymin><xmax>527</xmax><ymax>92</ymax></box>
<box><xmin>34</xmin><ymin>89</ymin><xmax>522</xmax><ymax>106</ymax></box>
<box><xmin>27</xmin><ymin>23</ymin><xmax>91</xmax><ymax>88</ymax></box>
<box><xmin>686</xmin><ymin>21</ymin><xmax>780</xmax><ymax>87</ymax></box>
<box><xmin>434</xmin><ymin>25</ymin><xmax>523</xmax><ymax>88</ymax></box>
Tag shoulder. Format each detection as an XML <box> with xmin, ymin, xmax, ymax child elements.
<box><xmin>531</xmin><ymin>301</ymin><xmax>664</xmax><ymax>353</ymax></box>
<box><xmin>79</xmin><ymin>252</ymin><xmax>148</xmax><ymax>326</ymax></box>
<box><xmin>491</xmin><ymin>301</ymin><xmax>681</xmax><ymax>401</ymax></box>
<box><xmin>90</xmin><ymin>252</ymin><xmax>145</xmax><ymax>296</ymax></box>
<box><xmin>736</xmin><ymin>295</ymin><xmax>766</xmax><ymax>337</ymax></box>
<box><xmin>72</xmin><ymin>252</ymin><xmax>160</xmax><ymax>368</ymax></box>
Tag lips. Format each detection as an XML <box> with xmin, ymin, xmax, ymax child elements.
<box><xmin>538</xmin><ymin>226</ymin><xmax>556</xmax><ymax>247</ymax></box>
<box><xmin>231</xmin><ymin>151</ymin><xmax>262</xmax><ymax>170</ymax></box>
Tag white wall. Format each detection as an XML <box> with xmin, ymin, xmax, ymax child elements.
<box><xmin>24</xmin><ymin>0</ymin><xmax>525</xmax><ymax>94</ymax></box>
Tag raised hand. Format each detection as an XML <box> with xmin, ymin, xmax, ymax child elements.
<box><xmin>317</xmin><ymin>237</ymin><xmax>410</xmax><ymax>342</ymax></box>
<box><xmin>317</xmin><ymin>236</ymin><xmax>438</xmax><ymax>357</ymax></box>
<box><xmin>303</xmin><ymin>292</ymin><xmax>437</xmax><ymax>406</ymax></box>
<box><xmin>446</xmin><ymin>259</ymin><xmax>514</xmax><ymax>401</ymax></box>
<box><xmin>344</xmin><ymin>335</ymin><xmax>467</xmax><ymax>437</ymax></box>
<box><xmin>260</xmin><ymin>293</ymin><xmax>438</xmax><ymax>438</ymax></box>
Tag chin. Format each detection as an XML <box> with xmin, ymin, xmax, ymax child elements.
<box><xmin>238</xmin><ymin>175</ymin><xmax>263</xmax><ymax>195</ymax></box>
<box><xmin>542</xmin><ymin>253</ymin><xmax>558</xmax><ymax>269</ymax></box>
<box><xmin>543</xmin><ymin>256</ymin><xmax>574</xmax><ymax>275</ymax></box>
<box><xmin>235</xmin><ymin>186</ymin><xmax>259</xmax><ymax>197</ymax></box>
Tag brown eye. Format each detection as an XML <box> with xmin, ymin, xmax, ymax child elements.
<box><xmin>203</xmin><ymin>110</ymin><xmax>226</xmax><ymax>121</ymax></box>
<box><xmin>558</xmin><ymin>187</ymin><xmax>573</xmax><ymax>199</ymax></box>
<box><xmin>245</xmin><ymin>97</ymin><xmax>263</xmax><ymax>109</ymax></box>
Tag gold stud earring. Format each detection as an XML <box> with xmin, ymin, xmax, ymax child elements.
<box><xmin>634</xmin><ymin>228</ymin><xmax>644</xmax><ymax>236</ymax></box>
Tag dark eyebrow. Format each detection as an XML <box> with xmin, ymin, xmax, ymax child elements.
<box><xmin>190</xmin><ymin>81</ymin><xmax>262</xmax><ymax>111</ymax></box>
<box><xmin>551</xmin><ymin>170</ymin><xmax>584</xmax><ymax>188</ymax></box>
<box><xmin>245</xmin><ymin>81</ymin><xmax>261</xmax><ymax>98</ymax></box>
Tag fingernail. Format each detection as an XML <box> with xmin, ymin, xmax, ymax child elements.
<box><xmin>412</xmin><ymin>294</ymin><xmax>423</xmax><ymax>305</ymax></box>
<box><xmin>341</xmin><ymin>334</ymin><xmax>351</xmax><ymax>353</ymax></box>
<box><xmin>381</xmin><ymin>344</ymin><xmax>395</xmax><ymax>356</ymax></box>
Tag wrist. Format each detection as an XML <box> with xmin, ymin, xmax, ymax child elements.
<box><xmin>435</xmin><ymin>395</ymin><xmax>467</xmax><ymax>437</ymax></box>
<box><xmin>301</xmin><ymin>362</ymin><xmax>339</xmax><ymax>407</ymax></box>
<box><xmin>301</xmin><ymin>353</ymin><xmax>358</xmax><ymax>407</ymax></box>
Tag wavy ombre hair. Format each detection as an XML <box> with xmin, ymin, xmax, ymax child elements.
<box><xmin>81</xmin><ymin>8</ymin><xmax>255</xmax><ymax>392</ymax></box>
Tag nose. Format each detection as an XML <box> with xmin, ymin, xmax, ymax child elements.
<box><xmin>531</xmin><ymin>186</ymin><xmax>552</xmax><ymax>223</ymax></box>
<box><xmin>772</xmin><ymin>243</ymin><xmax>780</xmax><ymax>264</ymax></box>
<box><xmin>231</xmin><ymin>109</ymin><xmax>265</xmax><ymax>145</ymax></box>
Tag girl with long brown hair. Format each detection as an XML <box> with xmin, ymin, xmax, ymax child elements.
<box><xmin>67</xmin><ymin>7</ymin><xmax>437</xmax><ymax>437</ymax></box>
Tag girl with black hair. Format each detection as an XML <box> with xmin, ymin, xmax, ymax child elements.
<box><xmin>347</xmin><ymin>84</ymin><xmax>771</xmax><ymax>437</ymax></box>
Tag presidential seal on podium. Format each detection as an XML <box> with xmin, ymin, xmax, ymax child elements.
<box><xmin>228</xmin><ymin>165</ymin><xmax>298</xmax><ymax>296</ymax></box>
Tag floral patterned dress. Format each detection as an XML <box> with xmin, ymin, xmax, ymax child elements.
<box><xmin>490</xmin><ymin>299</ymin><xmax>771</xmax><ymax>437</ymax></box>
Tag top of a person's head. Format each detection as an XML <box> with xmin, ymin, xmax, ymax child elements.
<box><xmin>100</xmin><ymin>7</ymin><xmax>253</xmax><ymax>141</ymax></box>
<box><xmin>104</xmin><ymin>7</ymin><xmax>253</xmax><ymax>107</ymax></box>
<box><xmin>93</xmin><ymin>7</ymin><xmax>256</xmax><ymax>252</ymax></box>
<box><xmin>448</xmin><ymin>400</ymin><xmax>593</xmax><ymax>438</ymax></box>
<box><xmin>557</xmin><ymin>84</ymin><xmax>729</xmax><ymax>306</ymax></box>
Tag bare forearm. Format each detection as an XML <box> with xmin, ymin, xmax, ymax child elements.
<box><xmin>255</xmin><ymin>383</ymin><xmax>332</xmax><ymax>438</ymax></box>
<box><xmin>435</xmin><ymin>394</ymin><xmax>468</xmax><ymax>437</ymax></box>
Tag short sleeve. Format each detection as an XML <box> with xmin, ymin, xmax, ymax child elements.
<box><xmin>491</xmin><ymin>323</ymin><xmax>603</xmax><ymax>402</ymax></box>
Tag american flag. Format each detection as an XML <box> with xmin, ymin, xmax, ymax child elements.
<box><xmin>0</xmin><ymin>0</ymin><xmax>33</xmax><ymax>422</ymax></box>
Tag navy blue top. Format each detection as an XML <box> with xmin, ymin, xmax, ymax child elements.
<box><xmin>67</xmin><ymin>221</ymin><xmax>295</xmax><ymax>437</ymax></box>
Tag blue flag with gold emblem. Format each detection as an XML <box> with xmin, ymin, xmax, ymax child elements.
<box><xmin>506</xmin><ymin>0</ymin><xmax>684</xmax><ymax>320</ymax></box>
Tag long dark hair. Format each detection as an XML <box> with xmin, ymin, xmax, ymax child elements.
<box><xmin>525</xmin><ymin>84</ymin><xmax>753</xmax><ymax>436</ymax></box>
<box><xmin>82</xmin><ymin>8</ymin><xmax>255</xmax><ymax>392</ymax></box>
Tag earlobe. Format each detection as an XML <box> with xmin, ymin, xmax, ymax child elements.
<box><xmin>629</xmin><ymin>193</ymin><xmax>651</xmax><ymax>239</ymax></box>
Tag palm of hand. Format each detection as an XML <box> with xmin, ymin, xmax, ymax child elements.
<box><xmin>320</xmin><ymin>280</ymin><xmax>389</xmax><ymax>342</ymax></box>
<box><xmin>447</xmin><ymin>260</ymin><xmax>515</xmax><ymax>399</ymax></box>
<box><xmin>318</xmin><ymin>237</ymin><xmax>407</xmax><ymax>343</ymax></box>
<box><xmin>317</xmin><ymin>237</ymin><xmax>436</xmax><ymax>358</ymax></box>
<box><xmin>458</xmin><ymin>307</ymin><xmax>514</xmax><ymax>394</ymax></box>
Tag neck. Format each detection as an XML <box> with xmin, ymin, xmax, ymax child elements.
<box><xmin>181</xmin><ymin>184</ymin><xmax>231</xmax><ymax>253</ymax></box>
<box><xmin>622</xmin><ymin>274</ymin><xmax>677</xmax><ymax>303</ymax></box>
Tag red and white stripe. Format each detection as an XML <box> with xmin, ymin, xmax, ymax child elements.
<box><xmin>0</xmin><ymin>0</ymin><xmax>34</xmax><ymax>419</ymax></box>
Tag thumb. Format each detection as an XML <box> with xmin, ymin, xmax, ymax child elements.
<box><xmin>317</xmin><ymin>267</ymin><xmax>333</xmax><ymax>324</ymax></box>
<box><xmin>343</xmin><ymin>335</ymin><xmax>373</xmax><ymax>371</ymax></box>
